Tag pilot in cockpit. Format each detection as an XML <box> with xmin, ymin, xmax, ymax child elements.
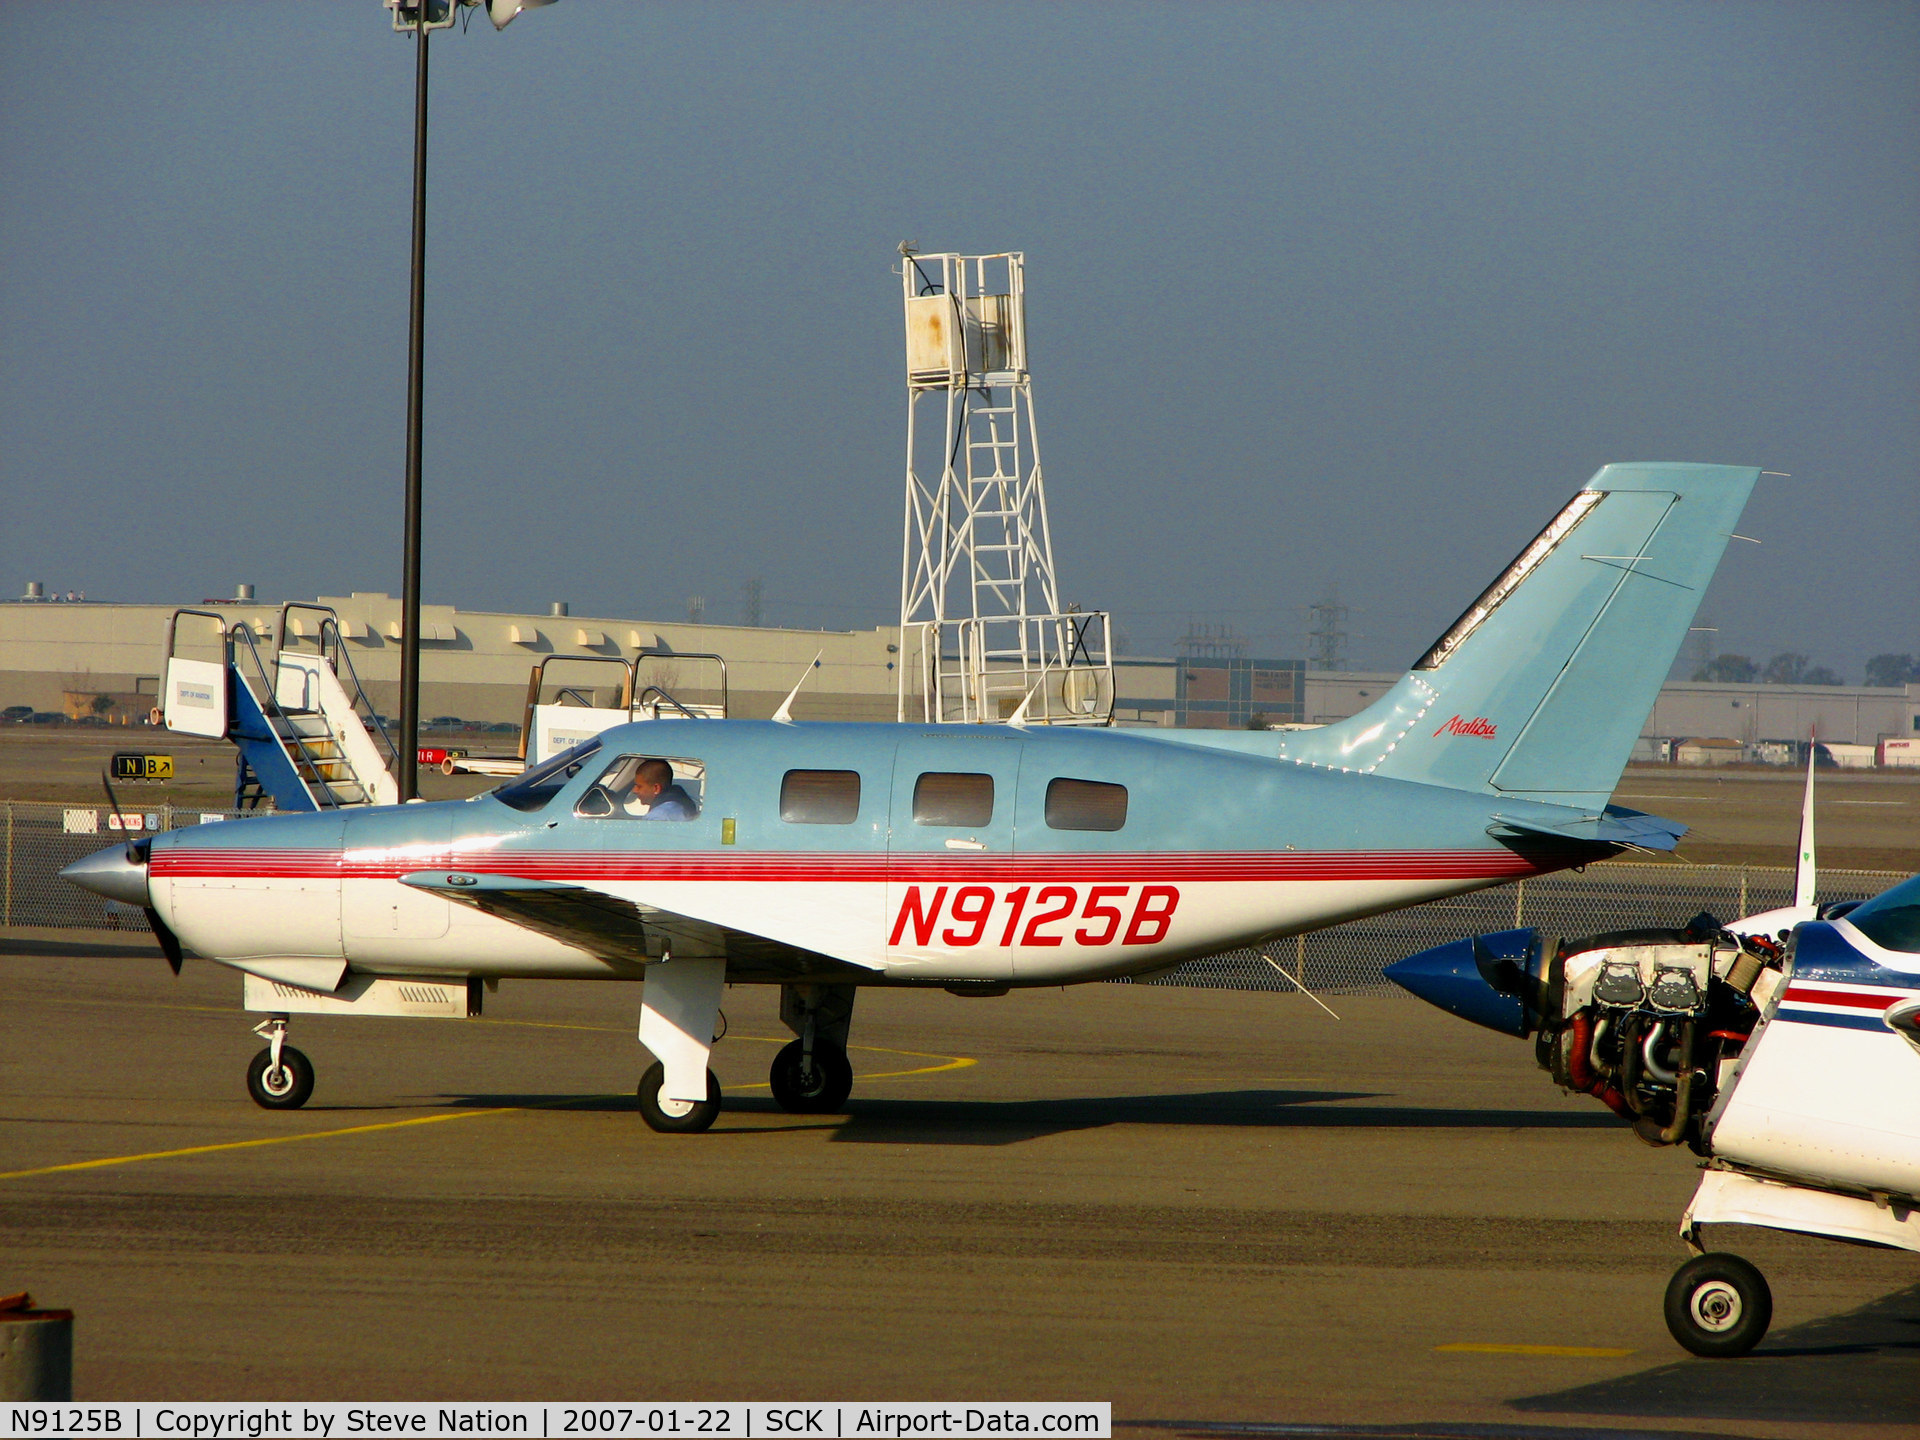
<box><xmin>622</xmin><ymin>756</ymin><xmax>699</xmax><ymax>820</ymax></box>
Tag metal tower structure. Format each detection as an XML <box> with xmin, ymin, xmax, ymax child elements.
<box><xmin>896</xmin><ymin>249</ymin><xmax>1112</xmax><ymax>724</ymax></box>
<box><xmin>1307</xmin><ymin>585</ymin><xmax>1349</xmax><ymax>672</ymax></box>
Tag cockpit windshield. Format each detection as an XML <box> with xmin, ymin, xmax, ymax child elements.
<box><xmin>489</xmin><ymin>736</ymin><xmax>604</xmax><ymax>813</ymax></box>
<box><xmin>1841</xmin><ymin>872</ymin><xmax>1920</xmax><ymax>955</ymax></box>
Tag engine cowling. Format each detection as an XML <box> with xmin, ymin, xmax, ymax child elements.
<box><xmin>1387</xmin><ymin>919</ymin><xmax>1784</xmax><ymax>1148</ymax></box>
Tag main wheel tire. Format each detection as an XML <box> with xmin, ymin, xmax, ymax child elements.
<box><xmin>637</xmin><ymin>1061</ymin><xmax>721</xmax><ymax>1133</ymax></box>
<box><xmin>246</xmin><ymin>1045</ymin><xmax>314</xmax><ymax>1110</ymax></box>
<box><xmin>1665</xmin><ymin>1252</ymin><xmax>1772</xmax><ymax>1357</ymax></box>
<box><xmin>768</xmin><ymin>1038</ymin><xmax>854</xmax><ymax>1114</ymax></box>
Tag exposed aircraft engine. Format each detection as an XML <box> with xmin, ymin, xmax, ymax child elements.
<box><xmin>1387</xmin><ymin>917</ymin><xmax>1787</xmax><ymax>1150</ymax></box>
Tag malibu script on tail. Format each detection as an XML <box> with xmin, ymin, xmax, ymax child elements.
<box><xmin>1433</xmin><ymin>714</ymin><xmax>1498</xmax><ymax>738</ymax></box>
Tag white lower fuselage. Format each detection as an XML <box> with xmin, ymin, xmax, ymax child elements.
<box><xmin>152</xmin><ymin>845</ymin><xmax>1553</xmax><ymax>988</ymax></box>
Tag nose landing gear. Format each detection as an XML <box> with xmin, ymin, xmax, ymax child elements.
<box><xmin>246</xmin><ymin>1015</ymin><xmax>314</xmax><ymax>1110</ymax></box>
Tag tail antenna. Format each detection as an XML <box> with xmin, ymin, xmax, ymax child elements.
<box><xmin>772</xmin><ymin>651</ymin><xmax>825</xmax><ymax>725</ymax></box>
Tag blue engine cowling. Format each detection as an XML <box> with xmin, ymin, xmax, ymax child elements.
<box><xmin>1383</xmin><ymin>926</ymin><xmax>1556</xmax><ymax>1037</ymax></box>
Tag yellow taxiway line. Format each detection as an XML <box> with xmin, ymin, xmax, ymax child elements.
<box><xmin>0</xmin><ymin>1008</ymin><xmax>975</xmax><ymax>1182</ymax></box>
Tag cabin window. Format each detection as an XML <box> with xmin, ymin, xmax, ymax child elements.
<box><xmin>490</xmin><ymin>736</ymin><xmax>604</xmax><ymax>813</ymax></box>
<box><xmin>913</xmin><ymin>772</ymin><xmax>993</xmax><ymax>827</ymax></box>
<box><xmin>574</xmin><ymin>754</ymin><xmax>706</xmax><ymax>820</ymax></box>
<box><xmin>781</xmin><ymin>769</ymin><xmax>861</xmax><ymax>825</ymax></box>
<box><xmin>1045</xmin><ymin>777</ymin><xmax>1128</xmax><ymax>832</ymax></box>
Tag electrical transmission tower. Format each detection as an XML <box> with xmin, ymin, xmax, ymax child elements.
<box><xmin>896</xmin><ymin>249</ymin><xmax>1112</xmax><ymax>724</ymax></box>
<box><xmin>1307</xmin><ymin>586</ymin><xmax>1349</xmax><ymax>671</ymax></box>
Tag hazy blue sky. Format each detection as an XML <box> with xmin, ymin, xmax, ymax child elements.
<box><xmin>4</xmin><ymin>2</ymin><xmax>1915</xmax><ymax>677</ymax></box>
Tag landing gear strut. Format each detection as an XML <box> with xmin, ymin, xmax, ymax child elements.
<box><xmin>773</xmin><ymin>983</ymin><xmax>857</xmax><ymax>1114</ymax></box>
<box><xmin>246</xmin><ymin>1015</ymin><xmax>314</xmax><ymax>1110</ymax></box>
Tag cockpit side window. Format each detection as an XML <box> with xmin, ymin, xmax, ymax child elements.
<box><xmin>490</xmin><ymin>736</ymin><xmax>604</xmax><ymax>814</ymax></box>
<box><xmin>574</xmin><ymin>754</ymin><xmax>705</xmax><ymax>820</ymax></box>
<box><xmin>1844</xmin><ymin>873</ymin><xmax>1920</xmax><ymax>954</ymax></box>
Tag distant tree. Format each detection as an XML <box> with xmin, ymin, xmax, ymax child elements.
<box><xmin>1801</xmin><ymin>666</ymin><xmax>1842</xmax><ymax>687</ymax></box>
<box><xmin>1865</xmin><ymin>653</ymin><xmax>1920</xmax><ymax>688</ymax></box>
<box><xmin>89</xmin><ymin>693</ymin><xmax>115</xmax><ymax>716</ymax></box>
<box><xmin>1762</xmin><ymin>652</ymin><xmax>1811</xmax><ymax>685</ymax></box>
<box><xmin>1246</xmin><ymin>712</ymin><xmax>1269</xmax><ymax>731</ymax></box>
<box><xmin>1694</xmin><ymin>653</ymin><xmax>1758</xmax><ymax>684</ymax></box>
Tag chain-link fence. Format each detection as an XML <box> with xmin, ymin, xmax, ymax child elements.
<box><xmin>5</xmin><ymin>799</ymin><xmax>1904</xmax><ymax>995</ymax></box>
<box><xmin>1</xmin><ymin>800</ymin><xmax>260</xmax><ymax>930</ymax></box>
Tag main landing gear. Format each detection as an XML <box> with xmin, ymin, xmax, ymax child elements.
<box><xmin>246</xmin><ymin>1015</ymin><xmax>313</xmax><ymax>1110</ymax></box>
<box><xmin>772</xmin><ymin>983</ymin><xmax>857</xmax><ymax>1115</ymax></box>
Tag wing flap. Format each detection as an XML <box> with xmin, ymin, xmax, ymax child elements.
<box><xmin>399</xmin><ymin>871</ymin><xmax>875</xmax><ymax>982</ymax></box>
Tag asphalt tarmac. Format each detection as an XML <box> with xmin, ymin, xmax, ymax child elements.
<box><xmin>2</xmin><ymin>930</ymin><xmax>1915</xmax><ymax>1437</ymax></box>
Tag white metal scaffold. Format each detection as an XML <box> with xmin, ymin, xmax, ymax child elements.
<box><xmin>896</xmin><ymin>249</ymin><xmax>1114</xmax><ymax>725</ymax></box>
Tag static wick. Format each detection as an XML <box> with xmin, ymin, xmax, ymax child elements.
<box><xmin>1263</xmin><ymin>954</ymin><xmax>1340</xmax><ymax>1019</ymax></box>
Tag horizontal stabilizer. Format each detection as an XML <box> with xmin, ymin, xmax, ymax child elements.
<box><xmin>1485</xmin><ymin>806</ymin><xmax>1686</xmax><ymax>853</ymax></box>
<box><xmin>400</xmin><ymin>871</ymin><xmax>876</xmax><ymax>982</ymax></box>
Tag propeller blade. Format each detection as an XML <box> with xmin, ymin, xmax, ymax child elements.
<box><xmin>147</xmin><ymin>908</ymin><xmax>185</xmax><ymax>975</ymax></box>
<box><xmin>100</xmin><ymin>769</ymin><xmax>180</xmax><ymax>974</ymax></box>
<box><xmin>99</xmin><ymin>769</ymin><xmax>135</xmax><ymax>859</ymax></box>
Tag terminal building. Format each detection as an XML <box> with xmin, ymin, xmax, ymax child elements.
<box><xmin>3</xmin><ymin>588</ymin><xmax>1916</xmax><ymax>751</ymax></box>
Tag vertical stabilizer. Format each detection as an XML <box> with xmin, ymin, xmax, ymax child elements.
<box><xmin>1275</xmin><ymin>463</ymin><xmax>1759</xmax><ymax>809</ymax></box>
<box><xmin>1794</xmin><ymin>736</ymin><xmax>1817</xmax><ymax>911</ymax></box>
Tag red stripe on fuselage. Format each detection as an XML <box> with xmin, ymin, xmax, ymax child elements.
<box><xmin>150</xmin><ymin>847</ymin><xmax>1564</xmax><ymax>885</ymax></box>
<box><xmin>1783</xmin><ymin>984</ymin><xmax>1916</xmax><ymax>1011</ymax></box>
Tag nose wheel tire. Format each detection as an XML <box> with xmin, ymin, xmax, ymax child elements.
<box><xmin>1664</xmin><ymin>1252</ymin><xmax>1772</xmax><ymax>1357</ymax></box>
<box><xmin>637</xmin><ymin>1061</ymin><xmax>721</xmax><ymax>1133</ymax></box>
<box><xmin>246</xmin><ymin>1045</ymin><xmax>314</xmax><ymax>1110</ymax></box>
<box><xmin>769</xmin><ymin>1038</ymin><xmax>854</xmax><ymax>1113</ymax></box>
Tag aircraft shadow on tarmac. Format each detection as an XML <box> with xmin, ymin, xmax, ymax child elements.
<box><xmin>437</xmin><ymin>1089</ymin><xmax>1627</xmax><ymax>1145</ymax></box>
<box><xmin>1511</xmin><ymin>1281</ymin><xmax>1920</xmax><ymax>1426</ymax></box>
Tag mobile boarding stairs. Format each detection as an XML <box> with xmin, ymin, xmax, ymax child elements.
<box><xmin>160</xmin><ymin>607</ymin><xmax>728</xmax><ymax>811</ymax></box>
<box><xmin>162</xmin><ymin>605</ymin><xmax>402</xmax><ymax>812</ymax></box>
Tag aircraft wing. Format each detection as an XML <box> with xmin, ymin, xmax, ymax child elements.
<box><xmin>399</xmin><ymin>871</ymin><xmax>877</xmax><ymax>983</ymax></box>
<box><xmin>1485</xmin><ymin>805</ymin><xmax>1686</xmax><ymax>853</ymax></box>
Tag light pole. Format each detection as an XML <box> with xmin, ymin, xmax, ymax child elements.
<box><xmin>387</xmin><ymin>0</ymin><xmax>556</xmax><ymax>799</ymax></box>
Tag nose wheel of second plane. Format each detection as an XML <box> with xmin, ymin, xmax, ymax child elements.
<box><xmin>1664</xmin><ymin>1253</ymin><xmax>1772</xmax><ymax>1358</ymax></box>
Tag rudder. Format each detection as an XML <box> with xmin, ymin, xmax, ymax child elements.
<box><xmin>1276</xmin><ymin>463</ymin><xmax>1759</xmax><ymax>808</ymax></box>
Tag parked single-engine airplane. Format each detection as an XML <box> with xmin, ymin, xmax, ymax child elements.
<box><xmin>1386</xmin><ymin>750</ymin><xmax>1920</xmax><ymax>1356</ymax></box>
<box><xmin>66</xmin><ymin>462</ymin><xmax>1758</xmax><ymax>1135</ymax></box>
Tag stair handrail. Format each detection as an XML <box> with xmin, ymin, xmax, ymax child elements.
<box><xmin>633</xmin><ymin>684</ymin><xmax>706</xmax><ymax>721</ymax></box>
<box><xmin>319</xmin><ymin>618</ymin><xmax>396</xmax><ymax>769</ymax></box>
<box><xmin>275</xmin><ymin>602</ymin><xmax>398</xmax><ymax>772</ymax></box>
<box><xmin>638</xmin><ymin>649</ymin><xmax>729</xmax><ymax>717</ymax></box>
<box><xmin>164</xmin><ymin>608</ymin><xmax>234</xmax><ymax>669</ymax></box>
<box><xmin>229</xmin><ymin>622</ymin><xmax>346</xmax><ymax>809</ymax></box>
